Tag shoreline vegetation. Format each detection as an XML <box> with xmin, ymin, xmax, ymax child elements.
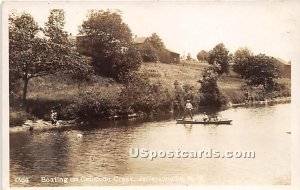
<box><xmin>10</xmin><ymin>61</ymin><xmax>291</xmax><ymax>133</ymax></box>
<box><xmin>10</xmin><ymin>96</ymin><xmax>291</xmax><ymax>133</ymax></box>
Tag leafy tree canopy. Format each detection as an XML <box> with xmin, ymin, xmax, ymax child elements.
<box><xmin>244</xmin><ymin>54</ymin><xmax>279</xmax><ymax>90</ymax></box>
<box><xmin>79</xmin><ymin>10</ymin><xmax>141</xmax><ymax>81</ymax></box>
<box><xmin>197</xmin><ymin>50</ymin><xmax>208</xmax><ymax>62</ymax></box>
<box><xmin>232</xmin><ymin>47</ymin><xmax>253</xmax><ymax>77</ymax></box>
<box><xmin>186</xmin><ymin>53</ymin><xmax>192</xmax><ymax>61</ymax></box>
<box><xmin>148</xmin><ymin>33</ymin><xmax>165</xmax><ymax>50</ymax></box>
<box><xmin>9</xmin><ymin>10</ymin><xmax>92</xmax><ymax>104</ymax></box>
<box><xmin>207</xmin><ymin>43</ymin><xmax>230</xmax><ymax>74</ymax></box>
<box><xmin>44</xmin><ymin>9</ymin><xmax>68</xmax><ymax>44</ymax></box>
<box><xmin>140</xmin><ymin>43</ymin><xmax>158</xmax><ymax>62</ymax></box>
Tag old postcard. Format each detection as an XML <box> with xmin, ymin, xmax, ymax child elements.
<box><xmin>2</xmin><ymin>1</ymin><xmax>300</xmax><ymax>189</ymax></box>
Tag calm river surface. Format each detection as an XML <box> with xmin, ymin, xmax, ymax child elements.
<box><xmin>10</xmin><ymin>103</ymin><xmax>291</xmax><ymax>186</ymax></box>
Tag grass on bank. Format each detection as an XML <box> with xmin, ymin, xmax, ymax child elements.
<box><xmin>10</xmin><ymin>61</ymin><xmax>291</xmax><ymax>126</ymax></box>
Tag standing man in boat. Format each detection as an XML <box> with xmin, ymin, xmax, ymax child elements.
<box><xmin>182</xmin><ymin>100</ymin><xmax>194</xmax><ymax>120</ymax></box>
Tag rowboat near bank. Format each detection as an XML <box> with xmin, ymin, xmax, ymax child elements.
<box><xmin>176</xmin><ymin>119</ymin><xmax>232</xmax><ymax>125</ymax></box>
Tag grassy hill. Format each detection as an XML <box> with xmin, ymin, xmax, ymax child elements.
<box><xmin>141</xmin><ymin>61</ymin><xmax>290</xmax><ymax>103</ymax></box>
<box><xmin>141</xmin><ymin>61</ymin><xmax>206</xmax><ymax>90</ymax></box>
<box><xmin>26</xmin><ymin>60</ymin><xmax>290</xmax><ymax>105</ymax></box>
<box><xmin>10</xmin><ymin>61</ymin><xmax>291</xmax><ymax>126</ymax></box>
<box><xmin>141</xmin><ymin>61</ymin><xmax>246</xmax><ymax>98</ymax></box>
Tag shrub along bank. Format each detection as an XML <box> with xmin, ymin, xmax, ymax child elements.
<box><xmin>10</xmin><ymin>63</ymin><xmax>291</xmax><ymax>127</ymax></box>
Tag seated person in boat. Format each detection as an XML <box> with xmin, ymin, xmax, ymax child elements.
<box><xmin>211</xmin><ymin>114</ymin><xmax>220</xmax><ymax>121</ymax></box>
<box><xmin>182</xmin><ymin>100</ymin><xmax>193</xmax><ymax>120</ymax></box>
<box><xmin>203</xmin><ymin>112</ymin><xmax>209</xmax><ymax>122</ymax></box>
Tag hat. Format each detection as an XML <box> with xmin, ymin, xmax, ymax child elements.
<box><xmin>186</xmin><ymin>100</ymin><xmax>190</xmax><ymax>102</ymax></box>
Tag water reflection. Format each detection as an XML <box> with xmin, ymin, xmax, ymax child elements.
<box><xmin>183</xmin><ymin>124</ymin><xmax>193</xmax><ymax>133</ymax></box>
<box><xmin>10</xmin><ymin>103</ymin><xmax>291</xmax><ymax>186</ymax></box>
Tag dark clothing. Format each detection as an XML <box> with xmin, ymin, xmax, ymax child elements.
<box><xmin>51</xmin><ymin>119</ymin><xmax>57</xmax><ymax>125</ymax></box>
<box><xmin>183</xmin><ymin>109</ymin><xmax>193</xmax><ymax>120</ymax></box>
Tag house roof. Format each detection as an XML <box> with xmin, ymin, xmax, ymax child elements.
<box><xmin>274</xmin><ymin>57</ymin><xmax>291</xmax><ymax>65</ymax></box>
<box><xmin>133</xmin><ymin>36</ymin><xmax>179</xmax><ymax>55</ymax></box>
<box><xmin>68</xmin><ymin>35</ymin><xmax>77</xmax><ymax>41</ymax></box>
<box><xmin>133</xmin><ymin>37</ymin><xmax>148</xmax><ymax>44</ymax></box>
<box><xmin>165</xmin><ymin>48</ymin><xmax>179</xmax><ymax>55</ymax></box>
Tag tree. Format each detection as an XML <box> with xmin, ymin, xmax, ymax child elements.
<box><xmin>186</xmin><ymin>53</ymin><xmax>192</xmax><ymax>61</ymax></box>
<box><xmin>140</xmin><ymin>43</ymin><xmax>158</xmax><ymax>62</ymax></box>
<box><xmin>232</xmin><ymin>47</ymin><xmax>253</xmax><ymax>77</ymax></box>
<box><xmin>197</xmin><ymin>50</ymin><xmax>208</xmax><ymax>62</ymax></box>
<box><xmin>244</xmin><ymin>54</ymin><xmax>279</xmax><ymax>90</ymax></box>
<box><xmin>79</xmin><ymin>10</ymin><xmax>141</xmax><ymax>81</ymax></box>
<box><xmin>207</xmin><ymin>43</ymin><xmax>230</xmax><ymax>74</ymax></box>
<box><xmin>148</xmin><ymin>33</ymin><xmax>165</xmax><ymax>50</ymax></box>
<box><xmin>9</xmin><ymin>11</ymin><xmax>91</xmax><ymax>104</ymax></box>
<box><xmin>44</xmin><ymin>9</ymin><xmax>68</xmax><ymax>44</ymax></box>
<box><xmin>44</xmin><ymin>10</ymin><xmax>93</xmax><ymax>85</ymax></box>
<box><xmin>173</xmin><ymin>80</ymin><xmax>184</xmax><ymax>111</ymax></box>
<box><xmin>110</xmin><ymin>45</ymin><xmax>142</xmax><ymax>82</ymax></box>
<box><xmin>199</xmin><ymin>65</ymin><xmax>227</xmax><ymax>106</ymax></box>
<box><xmin>9</xmin><ymin>13</ymin><xmax>45</xmax><ymax>103</ymax></box>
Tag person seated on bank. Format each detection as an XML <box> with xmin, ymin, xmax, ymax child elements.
<box><xmin>50</xmin><ymin>109</ymin><xmax>58</xmax><ymax>126</ymax></box>
<box><xmin>182</xmin><ymin>100</ymin><xmax>193</xmax><ymax>120</ymax></box>
<box><xmin>203</xmin><ymin>112</ymin><xmax>209</xmax><ymax>122</ymax></box>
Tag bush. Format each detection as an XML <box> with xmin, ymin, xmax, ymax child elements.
<box><xmin>10</xmin><ymin>108</ymin><xmax>35</xmax><ymax>126</ymax></box>
<box><xmin>76</xmin><ymin>89</ymin><xmax>121</xmax><ymax>119</ymax></box>
<box><xmin>222</xmin><ymin>89</ymin><xmax>245</xmax><ymax>104</ymax></box>
<box><xmin>140</xmin><ymin>43</ymin><xmax>158</xmax><ymax>62</ymax></box>
<box><xmin>59</xmin><ymin>103</ymin><xmax>79</xmax><ymax>120</ymax></box>
<box><xmin>25</xmin><ymin>98</ymin><xmax>71</xmax><ymax>120</ymax></box>
<box><xmin>173</xmin><ymin>81</ymin><xmax>200</xmax><ymax>111</ymax></box>
<box><xmin>120</xmin><ymin>72</ymin><xmax>173</xmax><ymax>114</ymax></box>
<box><xmin>199</xmin><ymin>66</ymin><xmax>228</xmax><ymax>106</ymax></box>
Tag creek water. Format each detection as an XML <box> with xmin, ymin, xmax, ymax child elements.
<box><xmin>10</xmin><ymin>103</ymin><xmax>291</xmax><ymax>186</ymax></box>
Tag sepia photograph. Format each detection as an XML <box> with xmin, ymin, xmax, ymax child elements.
<box><xmin>2</xmin><ymin>0</ymin><xmax>300</xmax><ymax>189</ymax></box>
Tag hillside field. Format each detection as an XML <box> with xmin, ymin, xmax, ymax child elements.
<box><xmin>9</xmin><ymin>61</ymin><xmax>290</xmax><ymax>126</ymax></box>
<box><xmin>26</xmin><ymin>61</ymin><xmax>290</xmax><ymax>104</ymax></box>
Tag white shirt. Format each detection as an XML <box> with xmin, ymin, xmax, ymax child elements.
<box><xmin>186</xmin><ymin>102</ymin><xmax>193</xmax><ymax>109</ymax></box>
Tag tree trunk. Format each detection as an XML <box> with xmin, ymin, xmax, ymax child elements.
<box><xmin>22</xmin><ymin>78</ymin><xmax>29</xmax><ymax>105</ymax></box>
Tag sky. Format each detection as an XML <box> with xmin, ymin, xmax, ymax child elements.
<box><xmin>4</xmin><ymin>1</ymin><xmax>300</xmax><ymax>62</ymax></box>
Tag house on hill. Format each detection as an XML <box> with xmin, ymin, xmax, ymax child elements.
<box><xmin>133</xmin><ymin>37</ymin><xmax>149</xmax><ymax>46</ymax></box>
<box><xmin>273</xmin><ymin>58</ymin><xmax>291</xmax><ymax>78</ymax></box>
<box><xmin>67</xmin><ymin>35</ymin><xmax>77</xmax><ymax>48</ymax></box>
<box><xmin>133</xmin><ymin>36</ymin><xmax>180</xmax><ymax>64</ymax></box>
<box><xmin>75</xmin><ymin>35</ymin><xmax>180</xmax><ymax>64</ymax></box>
<box><xmin>76</xmin><ymin>35</ymin><xmax>93</xmax><ymax>56</ymax></box>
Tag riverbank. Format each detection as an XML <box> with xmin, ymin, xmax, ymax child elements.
<box><xmin>230</xmin><ymin>96</ymin><xmax>291</xmax><ymax>107</ymax></box>
<box><xmin>10</xmin><ymin>96</ymin><xmax>291</xmax><ymax>133</ymax></box>
<box><xmin>10</xmin><ymin>62</ymin><xmax>290</xmax><ymax>129</ymax></box>
<box><xmin>9</xmin><ymin>119</ymin><xmax>78</xmax><ymax>133</ymax></box>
